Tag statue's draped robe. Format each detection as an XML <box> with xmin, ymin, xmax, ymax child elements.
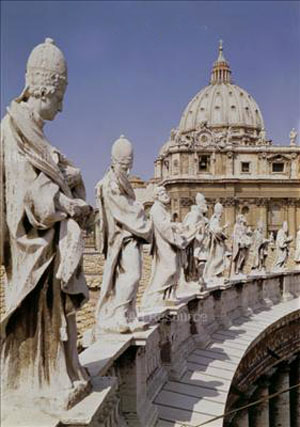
<box><xmin>203</xmin><ymin>214</ymin><xmax>227</xmax><ymax>280</ymax></box>
<box><xmin>95</xmin><ymin>167</ymin><xmax>151</xmax><ymax>333</ymax></box>
<box><xmin>232</xmin><ymin>223</ymin><xmax>251</xmax><ymax>274</ymax></box>
<box><xmin>0</xmin><ymin>101</ymin><xmax>89</xmax><ymax>396</ymax></box>
<box><xmin>252</xmin><ymin>229</ymin><xmax>268</xmax><ymax>271</ymax></box>
<box><xmin>183</xmin><ymin>206</ymin><xmax>208</xmax><ymax>282</ymax></box>
<box><xmin>141</xmin><ymin>201</ymin><xmax>186</xmax><ymax>309</ymax></box>
<box><xmin>274</xmin><ymin>228</ymin><xmax>290</xmax><ymax>269</ymax></box>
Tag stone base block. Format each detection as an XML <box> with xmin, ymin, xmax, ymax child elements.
<box><xmin>1</xmin><ymin>377</ymin><xmax>122</xmax><ymax>427</ymax></box>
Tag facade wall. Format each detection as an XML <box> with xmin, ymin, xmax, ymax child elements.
<box><xmin>154</xmin><ymin>147</ymin><xmax>300</xmax><ymax>239</ymax></box>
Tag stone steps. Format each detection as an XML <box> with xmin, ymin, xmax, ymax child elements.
<box><xmin>154</xmin><ymin>297</ymin><xmax>300</xmax><ymax>427</ymax></box>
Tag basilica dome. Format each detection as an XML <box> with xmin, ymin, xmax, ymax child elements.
<box><xmin>178</xmin><ymin>42</ymin><xmax>265</xmax><ymax>134</ymax></box>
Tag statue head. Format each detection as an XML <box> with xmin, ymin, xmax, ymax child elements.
<box><xmin>283</xmin><ymin>221</ymin><xmax>288</xmax><ymax>232</ymax></box>
<box><xmin>155</xmin><ymin>186</ymin><xmax>170</xmax><ymax>205</ymax></box>
<box><xmin>195</xmin><ymin>192</ymin><xmax>208</xmax><ymax>214</ymax></box>
<box><xmin>214</xmin><ymin>202</ymin><xmax>223</xmax><ymax>216</ymax></box>
<box><xmin>111</xmin><ymin>135</ymin><xmax>134</xmax><ymax>175</ymax></box>
<box><xmin>18</xmin><ymin>38</ymin><xmax>68</xmax><ymax>121</ymax></box>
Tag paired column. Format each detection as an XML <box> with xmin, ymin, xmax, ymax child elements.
<box><xmin>250</xmin><ymin>378</ymin><xmax>270</xmax><ymax>427</ymax></box>
<box><xmin>290</xmin><ymin>357</ymin><xmax>300</xmax><ymax>427</ymax></box>
<box><xmin>233</xmin><ymin>407</ymin><xmax>249</xmax><ymax>427</ymax></box>
<box><xmin>270</xmin><ymin>364</ymin><xmax>291</xmax><ymax>427</ymax></box>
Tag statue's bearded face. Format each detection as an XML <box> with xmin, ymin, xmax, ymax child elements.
<box><xmin>39</xmin><ymin>88</ymin><xmax>65</xmax><ymax>121</ymax></box>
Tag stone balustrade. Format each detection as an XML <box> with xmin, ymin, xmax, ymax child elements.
<box><xmin>57</xmin><ymin>269</ymin><xmax>300</xmax><ymax>427</ymax></box>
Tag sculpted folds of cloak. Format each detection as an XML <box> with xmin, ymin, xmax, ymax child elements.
<box><xmin>0</xmin><ymin>100</ymin><xmax>89</xmax><ymax>396</ymax></box>
<box><xmin>95</xmin><ymin>166</ymin><xmax>152</xmax><ymax>333</ymax></box>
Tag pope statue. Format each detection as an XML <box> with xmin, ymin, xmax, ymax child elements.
<box><xmin>94</xmin><ymin>135</ymin><xmax>152</xmax><ymax>334</ymax></box>
<box><xmin>0</xmin><ymin>38</ymin><xmax>92</xmax><ymax>408</ymax></box>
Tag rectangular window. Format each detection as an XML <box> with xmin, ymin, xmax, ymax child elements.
<box><xmin>272</xmin><ymin>162</ymin><xmax>284</xmax><ymax>173</ymax></box>
<box><xmin>199</xmin><ymin>155</ymin><xmax>210</xmax><ymax>172</ymax></box>
<box><xmin>241</xmin><ymin>162</ymin><xmax>250</xmax><ymax>173</ymax></box>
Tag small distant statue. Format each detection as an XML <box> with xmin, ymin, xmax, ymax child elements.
<box><xmin>273</xmin><ymin>221</ymin><xmax>293</xmax><ymax>272</ymax></box>
<box><xmin>258</xmin><ymin>128</ymin><xmax>266</xmax><ymax>144</ymax></box>
<box><xmin>251</xmin><ymin>221</ymin><xmax>270</xmax><ymax>274</ymax></box>
<box><xmin>141</xmin><ymin>186</ymin><xmax>188</xmax><ymax>310</ymax></box>
<box><xmin>170</xmin><ymin>128</ymin><xmax>179</xmax><ymax>141</ymax></box>
<box><xmin>1</xmin><ymin>38</ymin><xmax>92</xmax><ymax>408</ymax></box>
<box><xmin>294</xmin><ymin>226</ymin><xmax>300</xmax><ymax>268</ymax></box>
<box><xmin>216</xmin><ymin>130</ymin><xmax>227</xmax><ymax>148</ymax></box>
<box><xmin>182</xmin><ymin>193</ymin><xmax>209</xmax><ymax>288</ymax></box>
<box><xmin>203</xmin><ymin>203</ymin><xmax>230</xmax><ymax>286</ymax></box>
<box><xmin>94</xmin><ymin>135</ymin><xmax>152</xmax><ymax>334</ymax></box>
<box><xmin>226</xmin><ymin>126</ymin><xmax>233</xmax><ymax>145</ymax></box>
<box><xmin>231</xmin><ymin>215</ymin><xmax>252</xmax><ymax>277</ymax></box>
<box><xmin>289</xmin><ymin>128</ymin><xmax>297</xmax><ymax>146</ymax></box>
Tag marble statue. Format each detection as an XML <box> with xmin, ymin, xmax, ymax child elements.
<box><xmin>203</xmin><ymin>203</ymin><xmax>230</xmax><ymax>286</ymax></box>
<box><xmin>226</xmin><ymin>126</ymin><xmax>233</xmax><ymax>145</ymax></box>
<box><xmin>258</xmin><ymin>128</ymin><xmax>266</xmax><ymax>144</ymax></box>
<box><xmin>140</xmin><ymin>186</ymin><xmax>188</xmax><ymax>310</ymax></box>
<box><xmin>0</xmin><ymin>38</ymin><xmax>92</xmax><ymax>408</ymax></box>
<box><xmin>294</xmin><ymin>226</ymin><xmax>300</xmax><ymax>267</ymax></box>
<box><xmin>182</xmin><ymin>193</ymin><xmax>209</xmax><ymax>288</ymax></box>
<box><xmin>289</xmin><ymin>128</ymin><xmax>297</xmax><ymax>146</ymax></box>
<box><xmin>94</xmin><ymin>135</ymin><xmax>152</xmax><ymax>334</ymax></box>
<box><xmin>273</xmin><ymin>221</ymin><xmax>293</xmax><ymax>271</ymax></box>
<box><xmin>251</xmin><ymin>220</ymin><xmax>270</xmax><ymax>274</ymax></box>
<box><xmin>231</xmin><ymin>215</ymin><xmax>252</xmax><ymax>277</ymax></box>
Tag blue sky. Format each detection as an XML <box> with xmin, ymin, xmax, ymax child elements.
<box><xmin>1</xmin><ymin>1</ymin><xmax>300</xmax><ymax>203</ymax></box>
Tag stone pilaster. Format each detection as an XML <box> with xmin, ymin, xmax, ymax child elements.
<box><xmin>287</xmin><ymin>200</ymin><xmax>296</xmax><ymax>241</ymax></box>
<box><xmin>224</xmin><ymin>198</ymin><xmax>236</xmax><ymax>237</ymax></box>
<box><xmin>257</xmin><ymin>198</ymin><xmax>269</xmax><ymax>235</ymax></box>
<box><xmin>188</xmin><ymin>153</ymin><xmax>195</xmax><ymax>175</ymax></box>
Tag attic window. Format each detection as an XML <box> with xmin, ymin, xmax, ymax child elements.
<box><xmin>200</xmin><ymin>107</ymin><xmax>205</xmax><ymax>111</ymax></box>
<box><xmin>215</xmin><ymin>106</ymin><xmax>220</xmax><ymax>109</ymax></box>
<box><xmin>198</xmin><ymin>155</ymin><xmax>210</xmax><ymax>172</ymax></box>
<box><xmin>272</xmin><ymin>162</ymin><xmax>284</xmax><ymax>173</ymax></box>
<box><xmin>231</xmin><ymin>105</ymin><xmax>236</xmax><ymax>109</ymax></box>
<box><xmin>241</xmin><ymin>162</ymin><xmax>250</xmax><ymax>173</ymax></box>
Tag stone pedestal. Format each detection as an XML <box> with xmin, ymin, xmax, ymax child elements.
<box><xmin>1</xmin><ymin>377</ymin><xmax>122</xmax><ymax>427</ymax></box>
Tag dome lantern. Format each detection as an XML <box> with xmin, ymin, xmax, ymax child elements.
<box><xmin>210</xmin><ymin>40</ymin><xmax>232</xmax><ymax>84</ymax></box>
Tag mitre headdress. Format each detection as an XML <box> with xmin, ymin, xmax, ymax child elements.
<box><xmin>18</xmin><ymin>38</ymin><xmax>67</xmax><ymax>100</ymax></box>
<box><xmin>111</xmin><ymin>135</ymin><xmax>133</xmax><ymax>164</ymax></box>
